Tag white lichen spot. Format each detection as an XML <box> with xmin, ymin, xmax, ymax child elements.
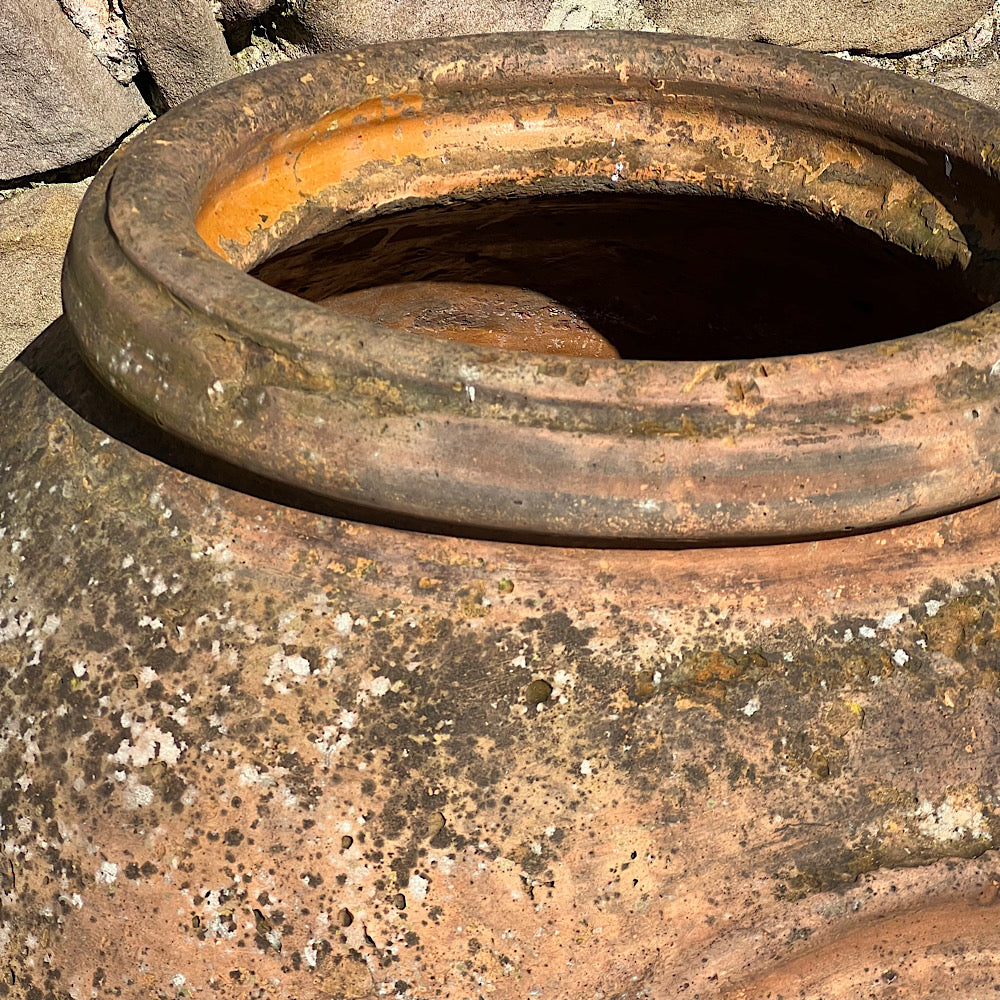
<box><xmin>96</xmin><ymin>861</ymin><xmax>118</xmax><ymax>885</ymax></box>
<box><xmin>207</xmin><ymin>914</ymin><xmax>237</xmax><ymax>940</ymax></box>
<box><xmin>408</xmin><ymin>873</ymin><xmax>429</xmax><ymax>901</ymax></box>
<box><xmin>113</xmin><ymin>720</ymin><xmax>184</xmax><ymax>768</ymax></box>
<box><xmin>580</xmin><ymin>759</ymin><xmax>593</xmax><ymax>776</ymax></box>
<box><xmin>334</xmin><ymin>612</ymin><xmax>353</xmax><ymax>634</ymax></box>
<box><xmin>369</xmin><ymin>676</ymin><xmax>391</xmax><ymax>697</ymax></box>
<box><xmin>302</xmin><ymin>940</ymin><xmax>318</xmax><ymax>969</ymax></box>
<box><xmin>741</xmin><ymin>697</ymin><xmax>761</xmax><ymax>717</ymax></box>
<box><xmin>843</xmin><ymin>629</ymin><xmax>853</xmax><ymax>642</ymax></box>
<box><xmin>72</xmin><ymin>661</ymin><xmax>87</xmax><ymax>678</ymax></box>
<box><xmin>551</xmin><ymin>669</ymin><xmax>575</xmax><ymax>704</ymax></box>
<box><xmin>264</xmin><ymin>651</ymin><xmax>313</xmax><ymax>691</ymax></box>
<box><xmin>892</xmin><ymin>649</ymin><xmax>909</xmax><ymax>667</ymax></box>
<box><xmin>879</xmin><ymin>610</ymin><xmax>905</xmax><ymax>629</ymax></box>
<box><xmin>925</xmin><ymin>599</ymin><xmax>944</xmax><ymax>617</ymax></box>
<box><xmin>0</xmin><ymin>611</ymin><xmax>33</xmax><ymax>643</ymax></box>
<box><xmin>316</xmin><ymin>726</ymin><xmax>351</xmax><ymax>764</ymax></box>
<box><xmin>914</xmin><ymin>796</ymin><xmax>990</xmax><ymax>843</ymax></box>
<box><xmin>859</xmin><ymin>625</ymin><xmax>877</xmax><ymax>639</ymax></box>
<box><xmin>238</xmin><ymin>765</ymin><xmax>277</xmax><ymax>788</ymax></box>
<box><xmin>123</xmin><ymin>781</ymin><xmax>155</xmax><ymax>810</ymax></box>
<box><xmin>200</xmin><ymin>540</ymin><xmax>234</xmax><ymax>564</ymax></box>
<box><xmin>287</xmin><ymin>655</ymin><xmax>311</xmax><ymax>676</ymax></box>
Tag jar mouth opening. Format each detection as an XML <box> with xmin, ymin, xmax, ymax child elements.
<box><xmin>193</xmin><ymin>62</ymin><xmax>1000</xmax><ymax>367</ymax></box>
<box><xmin>249</xmin><ymin>189</ymin><xmax>990</xmax><ymax>362</ymax></box>
<box><xmin>65</xmin><ymin>33</ymin><xmax>1000</xmax><ymax>545</ymax></box>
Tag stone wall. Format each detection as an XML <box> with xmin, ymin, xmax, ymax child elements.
<box><xmin>4</xmin><ymin>0</ymin><xmax>1000</xmax><ymax>368</ymax></box>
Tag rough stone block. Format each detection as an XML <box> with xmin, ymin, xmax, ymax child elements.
<box><xmin>0</xmin><ymin>0</ymin><xmax>148</xmax><ymax>182</ymax></box>
<box><xmin>122</xmin><ymin>0</ymin><xmax>235</xmax><ymax>108</ymax></box>
<box><xmin>544</xmin><ymin>0</ymin><xmax>992</xmax><ymax>56</ymax></box>
<box><xmin>0</xmin><ymin>181</ymin><xmax>89</xmax><ymax>371</ymax></box>
<box><xmin>57</xmin><ymin>0</ymin><xmax>139</xmax><ymax>84</ymax></box>
<box><xmin>218</xmin><ymin>0</ymin><xmax>282</xmax><ymax>27</ymax></box>
<box><xmin>755</xmin><ymin>0</ymin><xmax>994</xmax><ymax>55</ymax></box>
<box><xmin>293</xmin><ymin>0</ymin><xmax>550</xmax><ymax>48</ymax></box>
<box><xmin>932</xmin><ymin>60</ymin><xmax>1000</xmax><ymax>111</ymax></box>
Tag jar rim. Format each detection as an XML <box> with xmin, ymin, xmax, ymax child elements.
<box><xmin>63</xmin><ymin>31</ymin><xmax>1000</xmax><ymax>545</ymax></box>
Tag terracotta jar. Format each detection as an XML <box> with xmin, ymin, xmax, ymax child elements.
<box><xmin>5</xmin><ymin>31</ymin><xmax>1000</xmax><ymax>999</ymax></box>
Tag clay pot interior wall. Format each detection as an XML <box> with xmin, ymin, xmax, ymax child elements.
<box><xmin>184</xmin><ymin>51</ymin><xmax>1000</xmax><ymax>366</ymax></box>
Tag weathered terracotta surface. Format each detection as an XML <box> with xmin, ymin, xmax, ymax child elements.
<box><xmin>6</xmin><ymin>320</ymin><xmax>1000</xmax><ymax>998</ymax></box>
<box><xmin>5</xmin><ymin>31</ymin><xmax>1000</xmax><ymax>1000</ymax></box>
<box><xmin>63</xmin><ymin>32</ymin><xmax>1000</xmax><ymax>542</ymax></box>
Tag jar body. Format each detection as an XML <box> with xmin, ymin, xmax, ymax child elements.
<box><xmin>10</xmin><ymin>28</ymin><xmax>1000</xmax><ymax>999</ymax></box>
<box><xmin>4</xmin><ymin>325</ymin><xmax>1000</xmax><ymax>998</ymax></box>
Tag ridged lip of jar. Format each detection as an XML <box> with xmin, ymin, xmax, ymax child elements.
<box><xmin>63</xmin><ymin>31</ymin><xmax>1000</xmax><ymax>546</ymax></box>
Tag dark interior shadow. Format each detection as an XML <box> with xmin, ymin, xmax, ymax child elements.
<box><xmin>252</xmin><ymin>192</ymin><xmax>989</xmax><ymax>360</ymax></box>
